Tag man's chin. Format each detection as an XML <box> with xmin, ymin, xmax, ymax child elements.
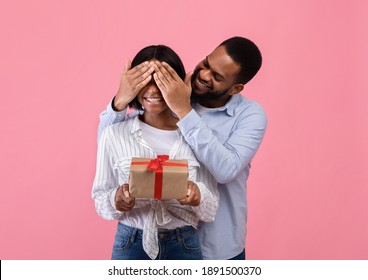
<box><xmin>190</xmin><ymin>85</ymin><xmax>205</xmax><ymax>100</ymax></box>
<box><xmin>190</xmin><ymin>92</ymin><xmax>210</xmax><ymax>103</ymax></box>
<box><xmin>190</xmin><ymin>92</ymin><xmax>202</xmax><ymax>102</ymax></box>
<box><xmin>191</xmin><ymin>89</ymin><xmax>230</xmax><ymax>103</ymax></box>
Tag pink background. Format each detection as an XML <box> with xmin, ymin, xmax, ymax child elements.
<box><xmin>1</xmin><ymin>0</ymin><xmax>367</xmax><ymax>259</ymax></box>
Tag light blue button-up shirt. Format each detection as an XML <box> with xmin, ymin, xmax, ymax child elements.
<box><xmin>97</xmin><ymin>93</ymin><xmax>267</xmax><ymax>259</ymax></box>
<box><xmin>178</xmin><ymin>94</ymin><xmax>267</xmax><ymax>259</ymax></box>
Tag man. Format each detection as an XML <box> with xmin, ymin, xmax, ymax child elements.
<box><xmin>98</xmin><ymin>37</ymin><xmax>267</xmax><ymax>260</ymax></box>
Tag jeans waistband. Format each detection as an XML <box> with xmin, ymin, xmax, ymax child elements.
<box><xmin>118</xmin><ymin>223</ymin><xmax>196</xmax><ymax>242</ymax></box>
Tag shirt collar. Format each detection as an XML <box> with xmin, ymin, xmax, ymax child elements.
<box><xmin>223</xmin><ymin>94</ymin><xmax>241</xmax><ymax>116</ymax></box>
<box><xmin>193</xmin><ymin>94</ymin><xmax>241</xmax><ymax>117</ymax></box>
<box><xmin>130</xmin><ymin>115</ymin><xmax>182</xmax><ymax>136</ymax></box>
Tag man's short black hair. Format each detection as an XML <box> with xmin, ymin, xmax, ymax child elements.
<box><xmin>219</xmin><ymin>36</ymin><xmax>262</xmax><ymax>84</ymax></box>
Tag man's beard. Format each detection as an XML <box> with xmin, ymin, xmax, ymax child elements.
<box><xmin>190</xmin><ymin>68</ymin><xmax>230</xmax><ymax>103</ymax></box>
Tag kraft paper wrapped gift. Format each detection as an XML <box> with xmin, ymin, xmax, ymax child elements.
<box><xmin>129</xmin><ymin>155</ymin><xmax>188</xmax><ymax>199</ymax></box>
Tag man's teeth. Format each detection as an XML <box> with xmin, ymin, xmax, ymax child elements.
<box><xmin>197</xmin><ymin>79</ymin><xmax>210</xmax><ymax>88</ymax></box>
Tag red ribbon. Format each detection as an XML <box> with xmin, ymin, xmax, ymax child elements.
<box><xmin>131</xmin><ymin>155</ymin><xmax>188</xmax><ymax>199</ymax></box>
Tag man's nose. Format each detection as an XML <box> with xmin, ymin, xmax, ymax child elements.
<box><xmin>199</xmin><ymin>69</ymin><xmax>211</xmax><ymax>81</ymax></box>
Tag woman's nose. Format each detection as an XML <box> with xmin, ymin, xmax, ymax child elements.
<box><xmin>146</xmin><ymin>81</ymin><xmax>159</xmax><ymax>93</ymax></box>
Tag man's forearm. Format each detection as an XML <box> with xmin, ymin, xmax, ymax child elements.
<box><xmin>178</xmin><ymin>109</ymin><xmax>267</xmax><ymax>184</ymax></box>
<box><xmin>97</xmin><ymin>99</ymin><xmax>127</xmax><ymax>142</ymax></box>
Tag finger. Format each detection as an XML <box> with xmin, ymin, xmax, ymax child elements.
<box><xmin>178</xmin><ymin>185</ymin><xmax>192</xmax><ymax>205</ymax></box>
<box><xmin>187</xmin><ymin>190</ymin><xmax>195</xmax><ymax>202</ymax></box>
<box><xmin>115</xmin><ymin>191</ymin><xmax>131</xmax><ymax>211</ymax></box>
<box><xmin>187</xmin><ymin>181</ymin><xmax>195</xmax><ymax>191</ymax></box>
<box><xmin>117</xmin><ymin>196</ymin><xmax>135</xmax><ymax>210</ymax></box>
<box><xmin>185</xmin><ymin>71</ymin><xmax>194</xmax><ymax>88</ymax></box>
<box><xmin>152</xmin><ymin>61</ymin><xmax>171</xmax><ymax>86</ymax></box>
<box><xmin>129</xmin><ymin>61</ymin><xmax>151</xmax><ymax>78</ymax></box>
<box><xmin>178</xmin><ymin>197</ymin><xmax>189</xmax><ymax>205</ymax></box>
<box><xmin>130</xmin><ymin>65</ymin><xmax>155</xmax><ymax>87</ymax></box>
<box><xmin>115</xmin><ymin>187</ymin><xmax>123</xmax><ymax>206</ymax></box>
<box><xmin>122</xmin><ymin>59</ymin><xmax>132</xmax><ymax>73</ymax></box>
<box><xmin>187</xmin><ymin>188</ymin><xmax>192</xmax><ymax>197</ymax></box>
<box><xmin>119</xmin><ymin>204</ymin><xmax>133</xmax><ymax>212</ymax></box>
<box><xmin>137</xmin><ymin>66</ymin><xmax>154</xmax><ymax>83</ymax></box>
<box><xmin>162</xmin><ymin>61</ymin><xmax>182</xmax><ymax>82</ymax></box>
<box><xmin>125</xmin><ymin>197</ymin><xmax>135</xmax><ymax>207</ymax></box>
<box><xmin>153</xmin><ymin>72</ymin><xmax>166</xmax><ymax>91</ymax></box>
<box><xmin>188</xmin><ymin>182</ymin><xmax>200</xmax><ymax>203</ymax></box>
<box><xmin>122</xmin><ymin>184</ymin><xmax>130</xmax><ymax>198</ymax></box>
<box><xmin>135</xmin><ymin>74</ymin><xmax>152</xmax><ymax>91</ymax></box>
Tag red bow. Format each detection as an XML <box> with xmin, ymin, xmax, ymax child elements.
<box><xmin>146</xmin><ymin>155</ymin><xmax>170</xmax><ymax>171</ymax></box>
<box><xmin>131</xmin><ymin>155</ymin><xmax>187</xmax><ymax>199</ymax></box>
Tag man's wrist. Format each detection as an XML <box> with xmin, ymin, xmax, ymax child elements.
<box><xmin>176</xmin><ymin>105</ymin><xmax>193</xmax><ymax>119</ymax></box>
<box><xmin>112</xmin><ymin>96</ymin><xmax>127</xmax><ymax>112</ymax></box>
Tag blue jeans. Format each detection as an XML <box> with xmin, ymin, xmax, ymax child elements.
<box><xmin>111</xmin><ymin>223</ymin><xmax>203</xmax><ymax>260</ymax></box>
<box><xmin>229</xmin><ymin>249</ymin><xmax>246</xmax><ymax>260</ymax></box>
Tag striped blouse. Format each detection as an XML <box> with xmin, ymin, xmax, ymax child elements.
<box><xmin>92</xmin><ymin>116</ymin><xmax>219</xmax><ymax>259</ymax></box>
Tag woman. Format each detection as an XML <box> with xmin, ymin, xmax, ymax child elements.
<box><xmin>92</xmin><ymin>45</ymin><xmax>218</xmax><ymax>260</ymax></box>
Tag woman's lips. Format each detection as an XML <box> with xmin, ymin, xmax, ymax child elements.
<box><xmin>144</xmin><ymin>96</ymin><xmax>163</xmax><ymax>103</ymax></box>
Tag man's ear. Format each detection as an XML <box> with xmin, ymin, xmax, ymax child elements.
<box><xmin>229</xmin><ymin>84</ymin><xmax>244</xmax><ymax>95</ymax></box>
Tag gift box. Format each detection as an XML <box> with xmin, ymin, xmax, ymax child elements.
<box><xmin>129</xmin><ymin>155</ymin><xmax>188</xmax><ymax>199</ymax></box>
